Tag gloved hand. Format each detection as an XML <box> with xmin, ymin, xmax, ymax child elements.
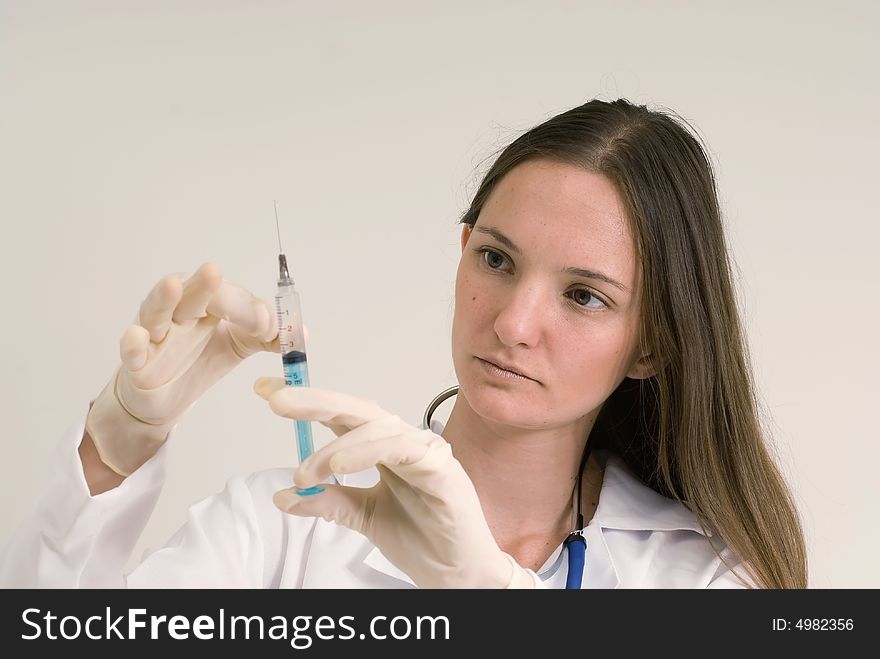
<box><xmin>86</xmin><ymin>262</ymin><xmax>279</xmax><ymax>476</ymax></box>
<box><xmin>254</xmin><ymin>377</ymin><xmax>537</xmax><ymax>589</ymax></box>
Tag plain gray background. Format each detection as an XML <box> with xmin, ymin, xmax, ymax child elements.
<box><xmin>1</xmin><ymin>1</ymin><xmax>876</xmax><ymax>587</ymax></box>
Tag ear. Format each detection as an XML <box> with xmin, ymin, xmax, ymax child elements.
<box><xmin>625</xmin><ymin>353</ymin><xmax>658</xmax><ymax>380</ymax></box>
<box><xmin>460</xmin><ymin>224</ymin><xmax>473</xmax><ymax>253</ymax></box>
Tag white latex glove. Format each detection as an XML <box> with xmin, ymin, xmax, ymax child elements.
<box><xmin>86</xmin><ymin>262</ymin><xmax>279</xmax><ymax>476</ymax></box>
<box><xmin>254</xmin><ymin>377</ymin><xmax>537</xmax><ymax>589</ymax></box>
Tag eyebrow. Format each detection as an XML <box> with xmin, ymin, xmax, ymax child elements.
<box><xmin>473</xmin><ymin>225</ymin><xmax>630</xmax><ymax>293</ymax></box>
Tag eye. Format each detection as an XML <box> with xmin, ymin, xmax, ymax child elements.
<box><xmin>566</xmin><ymin>287</ymin><xmax>608</xmax><ymax>310</ymax></box>
<box><xmin>476</xmin><ymin>247</ymin><xmax>511</xmax><ymax>272</ymax></box>
<box><xmin>475</xmin><ymin>246</ymin><xmax>609</xmax><ymax>311</ymax></box>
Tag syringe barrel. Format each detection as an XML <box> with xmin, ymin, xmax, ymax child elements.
<box><xmin>275</xmin><ymin>282</ymin><xmax>307</xmax><ymax>359</ymax></box>
<box><xmin>274</xmin><ymin>280</ymin><xmax>317</xmax><ymax>466</ymax></box>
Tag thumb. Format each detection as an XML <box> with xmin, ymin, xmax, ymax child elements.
<box><xmin>273</xmin><ymin>484</ymin><xmax>373</xmax><ymax>534</ymax></box>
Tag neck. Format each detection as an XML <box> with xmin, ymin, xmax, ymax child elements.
<box><xmin>440</xmin><ymin>392</ymin><xmax>604</xmax><ymax>557</ymax></box>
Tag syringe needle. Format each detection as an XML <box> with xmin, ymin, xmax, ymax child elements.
<box><xmin>274</xmin><ymin>200</ymin><xmax>283</xmax><ymax>253</ymax></box>
<box><xmin>274</xmin><ymin>201</ymin><xmax>292</xmax><ymax>284</ymax></box>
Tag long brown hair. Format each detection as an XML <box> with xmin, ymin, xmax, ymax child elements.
<box><xmin>459</xmin><ymin>98</ymin><xmax>807</xmax><ymax>589</ymax></box>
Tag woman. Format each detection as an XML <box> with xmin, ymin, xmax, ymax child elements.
<box><xmin>0</xmin><ymin>98</ymin><xmax>807</xmax><ymax>589</ymax></box>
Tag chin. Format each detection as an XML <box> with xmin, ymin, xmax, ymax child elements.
<box><xmin>459</xmin><ymin>376</ymin><xmax>545</xmax><ymax>429</ymax></box>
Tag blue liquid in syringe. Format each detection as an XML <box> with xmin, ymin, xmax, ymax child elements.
<box><xmin>283</xmin><ymin>349</ymin><xmax>324</xmax><ymax>495</ymax></box>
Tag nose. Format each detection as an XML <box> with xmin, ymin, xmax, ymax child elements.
<box><xmin>493</xmin><ymin>280</ymin><xmax>547</xmax><ymax>348</ymax></box>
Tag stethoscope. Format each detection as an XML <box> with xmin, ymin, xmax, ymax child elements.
<box><xmin>423</xmin><ymin>385</ymin><xmax>588</xmax><ymax>589</ymax></box>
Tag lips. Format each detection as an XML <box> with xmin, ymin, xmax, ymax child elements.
<box><xmin>478</xmin><ymin>355</ymin><xmax>536</xmax><ymax>381</ymax></box>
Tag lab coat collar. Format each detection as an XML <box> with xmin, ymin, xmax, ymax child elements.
<box><xmin>336</xmin><ymin>448</ymin><xmax>710</xmax><ymax>588</ymax></box>
<box><xmin>593</xmin><ymin>451</ymin><xmax>712</xmax><ymax>537</ymax></box>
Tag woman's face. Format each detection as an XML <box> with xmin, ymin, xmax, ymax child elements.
<box><xmin>451</xmin><ymin>158</ymin><xmax>653</xmax><ymax>430</ymax></box>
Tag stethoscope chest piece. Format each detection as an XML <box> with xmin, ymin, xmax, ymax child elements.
<box><xmin>563</xmin><ymin>532</ymin><xmax>586</xmax><ymax>589</ymax></box>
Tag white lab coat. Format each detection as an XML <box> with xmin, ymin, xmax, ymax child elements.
<box><xmin>0</xmin><ymin>403</ymin><xmax>754</xmax><ymax>589</ymax></box>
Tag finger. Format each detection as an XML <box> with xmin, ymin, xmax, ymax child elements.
<box><xmin>254</xmin><ymin>376</ymin><xmax>287</xmax><ymax>398</ymax></box>
<box><xmin>207</xmin><ymin>282</ymin><xmax>277</xmax><ymax>343</ymax></box>
<box><xmin>138</xmin><ymin>273</ymin><xmax>184</xmax><ymax>343</ymax></box>
<box><xmin>254</xmin><ymin>380</ymin><xmax>392</xmax><ymax>431</ymax></box>
<box><xmin>273</xmin><ymin>483</ymin><xmax>374</xmax><ymax>534</ymax></box>
<box><xmin>119</xmin><ymin>325</ymin><xmax>151</xmax><ymax>372</ymax></box>
<box><xmin>172</xmin><ymin>262</ymin><xmax>223</xmax><ymax>323</ymax></box>
<box><xmin>322</xmin><ymin>434</ymin><xmax>433</xmax><ymax>478</ymax></box>
<box><xmin>328</xmin><ymin>431</ymin><xmax>457</xmax><ymax>500</ymax></box>
<box><xmin>265</xmin><ymin>333</ymin><xmax>282</xmax><ymax>354</ymax></box>
<box><xmin>254</xmin><ymin>377</ymin><xmax>349</xmax><ymax>437</ymax></box>
<box><xmin>292</xmin><ymin>415</ymin><xmax>414</xmax><ymax>488</ymax></box>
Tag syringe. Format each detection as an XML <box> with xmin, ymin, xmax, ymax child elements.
<box><xmin>273</xmin><ymin>201</ymin><xmax>324</xmax><ymax>495</ymax></box>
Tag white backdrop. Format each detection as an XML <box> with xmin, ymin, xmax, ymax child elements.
<box><xmin>1</xmin><ymin>0</ymin><xmax>877</xmax><ymax>588</ymax></box>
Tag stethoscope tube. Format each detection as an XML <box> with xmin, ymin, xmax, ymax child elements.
<box><xmin>423</xmin><ymin>384</ymin><xmax>588</xmax><ymax>589</ymax></box>
<box><xmin>422</xmin><ymin>385</ymin><xmax>460</xmax><ymax>430</ymax></box>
